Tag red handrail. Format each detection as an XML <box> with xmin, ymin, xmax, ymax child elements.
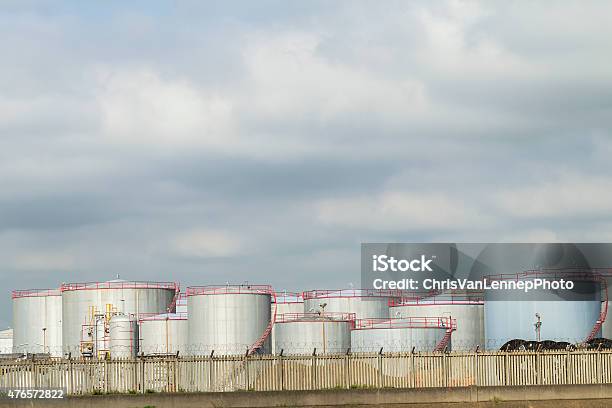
<box><xmin>352</xmin><ymin>317</ymin><xmax>456</xmax><ymax>331</ymax></box>
<box><xmin>390</xmin><ymin>291</ymin><xmax>484</xmax><ymax>307</ymax></box>
<box><xmin>138</xmin><ymin>312</ymin><xmax>188</xmax><ymax>322</ymax></box>
<box><xmin>186</xmin><ymin>285</ymin><xmax>274</xmax><ymax>296</ymax></box>
<box><xmin>302</xmin><ymin>289</ymin><xmax>404</xmax><ymax>299</ymax></box>
<box><xmin>12</xmin><ymin>288</ymin><xmax>61</xmax><ymax>298</ymax></box>
<box><xmin>275</xmin><ymin>312</ymin><xmax>356</xmax><ymax>323</ymax></box>
<box><xmin>61</xmin><ymin>281</ymin><xmax>178</xmax><ymax>292</ymax></box>
<box><xmin>273</xmin><ymin>292</ymin><xmax>304</xmax><ymax>303</ymax></box>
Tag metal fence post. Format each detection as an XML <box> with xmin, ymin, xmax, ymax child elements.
<box><xmin>276</xmin><ymin>352</ymin><xmax>284</xmax><ymax>391</ymax></box>
<box><xmin>208</xmin><ymin>354</ymin><xmax>214</xmax><ymax>391</ymax></box>
<box><xmin>377</xmin><ymin>349</ymin><xmax>383</xmax><ymax>388</ymax></box>
<box><xmin>174</xmin><ymin>357</ymin><xmax>179</xmax><ymax>392</ymax></box>
<box><xmin>244</xmin><ymin>354</ymin><xmax>250</xmax><ymax>391</ymax></box>
<box><xmin>475</xmin><ymin>352</ymin><xmax>479</xmax><ymax>387</ymax></box>
<box><xmin>504</xmin><ymin>353</ymin><xmax>509</xmax><ymax>386</ymax></box>
<box><xmin>311</xmin><ymin>349</ymin><xmax>317</xmax><ymax>390</ymax></box>
<box><xmin>104</xmin><ymin>360</ymin><xmax>109</xmax><ymax>394</ymax></box>
<box><xmin>68</xmin><ymin>358</ymin><xmax>74</xmax><ymax>395</ymax></box>
<box><xmin>344</xmin><ymin>353</ymin><xmax>350</xmax><ymax>389</ymax></box>
<box><xmin>410</xmin><ymin>351</ymin><xmax>416</xmax><ymax>388</ymax></box>
<box><xmin>140</xmin><ymin>358</ymin><xmax>145</xmax><ymax>393</ymax></box>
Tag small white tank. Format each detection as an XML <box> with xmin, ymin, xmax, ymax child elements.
<box><xmin>274</xmin><ymin>312</ymin><xmax>354</xmax><ymax>355</ymax></box>
<box><xmin>109</xmin><ymin>314</ymin><xmax>138</xmax><ymax>359</ymax></box>
<box><xmin>390</xmin><ymin>291</ymin><xmax>484</xmax><ymax>351</ymax></box>
<box><xmin>139</xmin><ymin>313</ymin><xmax>188</xmax><ymax>355</ymax></box>
<box><xmin>350</xmin><ymin>317</ymin><xmax>453</xmax><ymax>353</ymax></box>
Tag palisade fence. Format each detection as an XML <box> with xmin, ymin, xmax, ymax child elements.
<box><xmin>1</xmin><ymin>351</ymin><xmax>612</xmax><ymax>395</ymax></box>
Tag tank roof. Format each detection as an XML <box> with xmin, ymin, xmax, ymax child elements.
<box><xmin>186</xmin><ymin>284</ymin><xmax>273</xmax><ymax>296</ymax></box>
<box><xmin>0</xmin><ymin>329</ymin><xmax>12</xmax><ymax>339</ymax></box>
<box><xmin>12</xmin><ymin>288</ymin><xmax>61</xmax><ymax>298</ymax></box>
<box><xmin>60</xmin><ymin>280</ymin><xmax>178</xmax><ymax>292</ymax></box>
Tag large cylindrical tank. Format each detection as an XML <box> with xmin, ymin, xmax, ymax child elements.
<box><xmin>139</xmin><ymin>313</ymin><xmax>188</xmax><ymax>355</ymax></box>
<box><xmin>12</xmin><ymin>289</ymin><xmax>62</xmax><ymax>356</ymax></box>
<box><xmin>0</xmin><ymin>329</ymin><xmax>13</xmax><ymax>354</ymax></box>
<box><xmin>484</xmin><ymin>273</ymin><xmax>602</xmax><ymax>349</ymax></box>
<box><xmin>109</xmin><ymin>314</ymin><xmax>138</xmax><ymax>359</ymax></box>
<box><xmin>390</xmin><ymin>292</ymin><xmax>484</xmax><ymax>351</ymax></box>
<box><xmin>274</xmin><ymin>312</ymin><xmax>354</xmax><ymax>355</ymax></box>
<box><xmin>187</xmin><ymin>285</ymin><xmax>273</xmax><ymax>356</ymax></box>
<box><xmin>350</xmin><ymin>318</ymin><xmax>451</xmax><ymax>353</ymax></box>
<box><xmin>471</xmin><ymin>244</ymin><xmax>604</xmax><ymax>349</ymax></box>
<box><xmin>303</xmin><ymin>289</ymin><xmax>400</xmax><ymax>320</ymax></box>
<box><xmin>61</xmin><ymin>279</ymin><xmax>177</xmax><ymax>356</ymax></box>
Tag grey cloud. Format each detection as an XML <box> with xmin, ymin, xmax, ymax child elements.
<box><xmin>1</xmin><ymin>1</ymin><xmax>612</xmax><ymax>329</ymax></box>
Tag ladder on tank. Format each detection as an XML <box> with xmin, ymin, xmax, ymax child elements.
<box><xmin>433</xmin><ymin>317</ymin><xmax>456</xmax><ymax>352</ymax></box>
<box><xmin>247</xmin><ymin>293</ymin><xmax>278</xmax><ymax>355</ymax></box>
<box><xmin>216</xmin><ymin>295</ymin><xmax>278</xmax><ymax>391</ymax></box>
<box><xmin>586</xmin><ymin>276</ymin><xmax>608</xmax><ymax>342</ymax></box>
<box><xmin>433</xmin><ymin>329</ymin><xmax>454</xmax><ymax>352</ymax></box>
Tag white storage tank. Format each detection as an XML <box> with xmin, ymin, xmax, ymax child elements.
<box><xmin>484</xmin><ymin>271</ymin><xmax>602</xmax><ymax>349</ymax></box>
<box><xmin>61</xmin><ymin>279</ymin><xmax>178</xmax><ymax>356</ymax></box>
<box><xmin>12</xmin><ymin>288</ymin><xmax>62</xmax><ymax>356</ymax></box>
<box><xmin>109</xmin><ymin>314</ymin><xmax>138</xmax><ymax>359</ymax></box>
<box><xmin>139</xmin><ymin>313</ymin><xmax>188</xmax><ymax>355</ymax></box>
<box><xmin>350</xmin><ymin>317</ymin><xmax>453</xmax><ymax>353</ymax></box>
<box><xmin>302</xmin><ymin>289</ymin><xmax>400</xmax><ymax>319</ymax></box>
<box><xmin>274</xmin><ymin>312</ymin><xmax>354</xmax><ymax>355</ymax></box>
<box><xmin>187</xmin><ymin>285</ymin><xmax>273</xmax><ymax>356</ymax></box>
<box><xmin>390</xmin><ymin>291</ymin><xmax>484</xmax><ymax>351</ymax></box>
<box><xmin>0</xmin><ymin>329</ymin><xmax>13</xmax><ymax>354</ymax></box>
<box><xmin>271</xmin><ymin>292</ymin><xmax>304</xmax><ymax>354</ymax></box>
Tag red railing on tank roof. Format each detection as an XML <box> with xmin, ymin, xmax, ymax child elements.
<box><xmin>60</xmin><ymin>281</ymin><xmax>178</xmax><ymax>292</ymax></box>
<box><xmin>138</xmin><ymin>312</ymin><xmax>188</xmax><ymax>322</ymax></box>
<box><xmin>275</xmin><ymin>312</ymin><xmax>356</xmax><ymax>323</ymax></box>
<box><xmin>12</xmin><ymin>288</ymin><xmax>61</xmax><ymax>298</ymax></box>
<box><xmin>390</xmin><ymin>290</ymin><xmax>484</xmax><ymax>307</ymax></box>
<box><xmin>186</xmin><ymin>285</ymin><xmax>274</xmax><ymax>296</ymax></box>
<box><xmin>302</xmin><ymin>289</ymin><xmax>404</xmax><ymax>299</ymax></box>
<box><xmin>273</xmin><ymin>291</ymin><xmax>304</xmax><ymax>303</ymax></box>
<box><xmin>484</xmin><ymin>268</ymin><xmax>607</xmax><ymax>282</ymax></box>
<box><xmin>353</xmin><ymin>317</ymin><xmax>457</xmax><ymax>331</ymax></box>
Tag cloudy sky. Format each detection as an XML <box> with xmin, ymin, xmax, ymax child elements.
<box><xmin>1</xmin><ymin>1</ymin><xmax>612</xmax><ymax>328</ymax></box>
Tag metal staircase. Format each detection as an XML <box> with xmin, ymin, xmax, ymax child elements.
<box><xmin>434</xmin><ymin>329</ymin><xmax>454</xmax><ymax>352</ymax></box>
<box><xmin>586</xmin><ymin>277</ymin><xmax>608</xmax><ymax>342</ymax></box>
<box><xmin>248</xmin><ymin>293</ymin><xmax>277</xmax><ymax>355</ymax></box>
<box><xmin>166</xmin><ymin>287</ymin><xmax>180</xmax><ymax>313</ymax></box>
